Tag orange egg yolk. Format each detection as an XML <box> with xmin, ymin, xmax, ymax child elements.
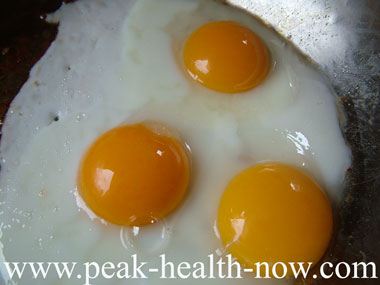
<box><xmin>78</xmin><ymin>123</ymin><xmax>190</xmax><ymax>226</ymax></box>
<box><xmin>217</xmin><ymin>163</ymin><xmax>333</xmax><ymax>277</ymax></box>
<box><xmin>183</xmin><ymin>21</ymin><xmax>270</xmax><ymax>93</ymax></box>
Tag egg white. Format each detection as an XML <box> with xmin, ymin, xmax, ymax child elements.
<box><xmin>0</xmin><ymin>0</ymin><xmax>350</xmax><ymax>284</ymax></box>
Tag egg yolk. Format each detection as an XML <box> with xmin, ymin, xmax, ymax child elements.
<box><xmin>78</xmin><ymin>123</ymin><xmax>190</xmax><ymax>226</ymax></box>
<box><xmin>183</xmin><ymin>21</ymin><xmax>270</xmax><ymax>93</ymax></box>
<box><xmin>217</xmin><ymin>163</ymin><xmax>333</xmax><ymax>277</ymax></box>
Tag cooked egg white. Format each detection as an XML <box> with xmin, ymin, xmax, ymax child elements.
<box><xmin>0</xmin><ymin>0</ymin><xmax>351</xmax><ymax>284</ymax></box>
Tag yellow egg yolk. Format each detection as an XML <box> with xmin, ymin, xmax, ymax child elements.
<box><xmin>183</xmin><ymin>21</ymin><xmax>270</xmax><ymax>93</ymax></box>
<box><xmin>217</xmin><ymin>163</ymin><xmax>333</xmax><ymax>277</ymax></box>
<box><xmin>78</xmin><ymin>123</ymin><xmax>190</xmax><ymax>226</ymax></box>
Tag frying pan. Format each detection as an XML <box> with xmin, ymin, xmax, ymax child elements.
<box><xmin>0</xmin><ymin>0</ymin><xmax>379</xmax><ymax>284</ymax></box>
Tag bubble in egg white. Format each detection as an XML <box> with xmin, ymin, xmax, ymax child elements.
<box><xmin>120</xmin><ymin>219</ymin><xmax>172</xmax><ymax>257</ymax></box>
<box><xmin>0</xmin><ymin>0</ymin><xmax>350</xmax><ymax>284</ymax></box>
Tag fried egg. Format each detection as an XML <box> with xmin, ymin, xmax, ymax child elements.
<box><xmin>0</xmin><ymin>0</ymin><xmax>351</xmax><ymax>284</ymax></box>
